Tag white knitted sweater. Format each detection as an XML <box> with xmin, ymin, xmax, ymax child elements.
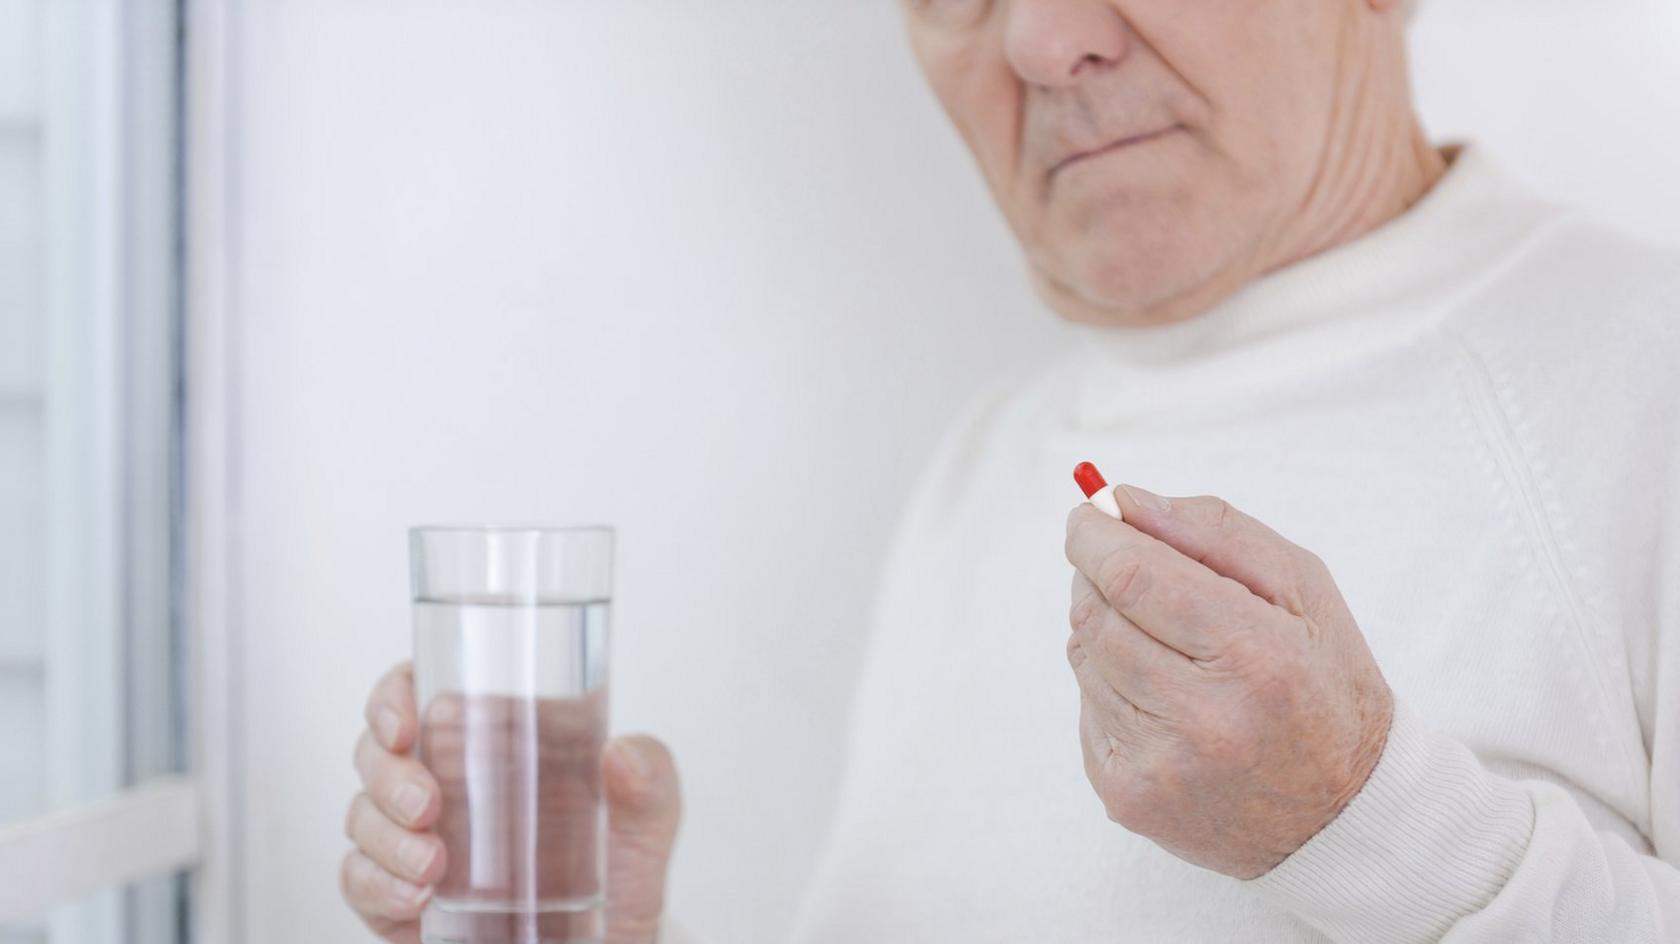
<box><xmin>779</xmin><ymin>144</ymin><xmax>1680</xmax><ymax>942</ymax></box>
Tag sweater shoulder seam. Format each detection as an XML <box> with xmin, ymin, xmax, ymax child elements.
<box><xmin>1437</xmin><ymin>325</ymin><xmax>1650</xmax><ymax>808</ymax></box>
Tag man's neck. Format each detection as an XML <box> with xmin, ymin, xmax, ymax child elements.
<box><xmin>1268</xmin><ymin>123</ymin><xmax>1450</xmax><ymax>277</ymax></box>
<box><xmin>1263</xmin><ymin>9</ymin><xmax>1447</xmax><ymax>278</ymax></box>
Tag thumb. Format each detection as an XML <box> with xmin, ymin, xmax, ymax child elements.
<box><xmin>1110</xmin><ymin>484</ymin><xmax>1324</xmax><ymax>614</ymax></box>
<box><xmin>603</xmin><ymin>735</ymin><xmax>682</xmax><ymax>944</ymax></box>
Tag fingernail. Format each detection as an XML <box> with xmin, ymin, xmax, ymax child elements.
<box><xmin>376</xmin><ymin>708</ymin><xmax>402</xmax><ymax>747</ymax></box>
<box><xmin>396</xmin><ymin>876</ymin><xmax>431</xmax><ymax>905</ymax></box>
<box><xmin>398</xmin><ymin>836</ymin><xmax>438</xmax><ymax>880</ymax></box>
<box><xmin>1120</xmin><ymin>484</ymin><xmax>1171</xmax><ymax>513</ymax></box>
<box><xmin>394</xmin><ymin>781</ymin><xmax>430</xmax><ymax>824</ymax></box>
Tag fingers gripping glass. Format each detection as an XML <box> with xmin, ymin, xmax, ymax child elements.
<box><xmin>410</xmin><ymin>526</ymin><xmax>614</xmax><ymax>944</ymax></box>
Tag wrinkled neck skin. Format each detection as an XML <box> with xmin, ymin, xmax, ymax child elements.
<box><xmin>1041</xmin><ymin>14</ymin><xmax>1447</xmax><ymax>328</ymax></box>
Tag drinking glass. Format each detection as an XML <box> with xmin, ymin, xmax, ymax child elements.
<box><xmin>410</xmin><ymin>526</ymin><xmax>614</xmax><ymax>944</ymax></box>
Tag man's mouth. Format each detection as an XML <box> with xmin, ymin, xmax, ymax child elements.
<box><xmin>1047</xmin><ymin>125</ymin><xmax>1183</xmax><ymax>182</ymax></box>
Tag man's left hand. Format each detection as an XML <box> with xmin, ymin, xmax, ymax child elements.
<box><xmin>1063</xmin><ymin>485</ymin><xmax>1393</xmax><ymax>879</ymax></box>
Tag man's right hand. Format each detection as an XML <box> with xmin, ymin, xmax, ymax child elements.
<box><xmin>342</xmin><ymin>661</ymin><xmax>683</xmax><ymax>944</ymax></box>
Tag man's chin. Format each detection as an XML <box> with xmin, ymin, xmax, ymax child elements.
<box><xmin>1028</xmin><ymin>260</ymin><xmax>1207</xmax><ymax>329</ymax></box>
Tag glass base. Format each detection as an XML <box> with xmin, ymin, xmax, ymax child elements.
<box><xmin>421</xmin><ymin>900</ymin><xmax>604</xmax><ymax>944</ymax></box>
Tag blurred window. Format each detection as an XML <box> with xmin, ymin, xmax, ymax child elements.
<box><xmin>0</xmin><ymin>1</ymin><xmax>198</xmax><ymax>941</ymax></box>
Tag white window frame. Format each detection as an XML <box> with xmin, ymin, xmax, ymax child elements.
<box><xmin>0</xmin><ymin>782</ymin><xmax>200</xmax><ymax>924</ymax></box>
<box><xmin>182</xmin><ymin>0</ymin><xmax>244</xmax><ymax>938</ymax></box>
<box><xmin>0</xmin><ymin>0</ymin><xmax>242</xmax><ymax>937</ymax></box>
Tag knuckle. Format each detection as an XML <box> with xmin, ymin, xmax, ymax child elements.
<box><xmin>1207</xmin><ymin>496</ymin><xmax>1233</xmax><ymax>531</ymax></box>
<box><xmin>1096</xmin><ymin>551</ymin><xmax>1150</xmax><ymax>610</ymax></box>
<box><xmin>1066</xmin><ymin>635</ymin><xmax>1086</xmax><ymax>670</ymax></box>
<box><xmin>1068</xmin><ymin>591</ymin><xmax>1106</xmax><ymax>636</ymax></box>
<box><xmin>1297</xmin><ymin>548</ymin><xmax>1330</xmax><ymax>582</ymax></box>
<box><xmin>1179</xmin><ymin>493</ymin><xmax>1230</xmax><ymax>528</ymax></box>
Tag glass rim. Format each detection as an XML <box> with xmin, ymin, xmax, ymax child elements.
<box><xmin>408</xmin><ymin>523</ymin><xmax>616</xmax><ymax>537</ymax></box>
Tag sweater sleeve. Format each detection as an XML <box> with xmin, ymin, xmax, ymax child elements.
<box><xmin>1251</xmin><ymin>425</ymin><xmax>1680</xmax><ymax>944</ymax></box>
<box><xmin>1246</xmin><ymin>700</ymin><xmax>1680</xmax><ymax>941</ymax></box>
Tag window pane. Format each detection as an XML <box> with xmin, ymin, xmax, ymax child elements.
<box><xmin>0</xmin><ymin>0</ymin><xmax>41</xmax><ymax>123</ymax></box>
<box><xmin>0</xmin><ymin>0</ymin><xmax>48</xmax><ymax>831</ymax></box>
<box><xmin>0</xmin><ymin>0</ymin><xmax>183</xmax><ymax>800</ymax></box>
<box><xmin>0</xmin><ymin>0</ymin><xmax>188</xmax><ymax>938</ymax></box>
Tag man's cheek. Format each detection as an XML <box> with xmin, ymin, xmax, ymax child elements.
<box><xmin>951</xmin><ymin>89</ymin><xmax>1018</xmax><ymax>177</ymax></box>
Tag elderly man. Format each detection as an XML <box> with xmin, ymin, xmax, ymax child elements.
<box><xmin>343</xmin><ymin>0</ymin><xmax>1680</xmax><ymax>940</ymax></box>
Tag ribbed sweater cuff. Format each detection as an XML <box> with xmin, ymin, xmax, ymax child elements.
<box><xmin>1246</xmin><ymin>701</ymin><xmax>1535</xmax><ymax>943</ymax></box>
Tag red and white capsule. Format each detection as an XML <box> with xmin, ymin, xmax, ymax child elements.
<box><xmin>1073</xmin><ymin>461</ymin><xmax>1123</xmax><ymax>520</ymax></box>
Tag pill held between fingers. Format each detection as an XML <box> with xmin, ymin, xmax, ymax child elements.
<box><xmin>1073</xmin><ymin>461</ymin><xmax>1124</xmax><ymax>520</ymax></box>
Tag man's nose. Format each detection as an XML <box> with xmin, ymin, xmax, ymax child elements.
<box><xmin>1004</xmin><ymin>0</ymin><xmax>1128</xmax><ymax>88</ymax></box>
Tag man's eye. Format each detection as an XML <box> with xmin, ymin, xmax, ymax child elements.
<box><xmin>907</xmin><ymin>0</ymin><xmax>991</xmax><ymax>30</ymax></box>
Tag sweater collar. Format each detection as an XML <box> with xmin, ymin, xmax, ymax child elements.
<box><xmin>1070</xmin><ymin>142</ymin><xmax>1564</xmax><ymax>429</ymax></box>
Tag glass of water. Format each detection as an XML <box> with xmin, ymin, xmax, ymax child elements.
<box><xmin>409</xmin><ymin>526</ymin><xmax>614</xmax><ymax>944</ymax></box>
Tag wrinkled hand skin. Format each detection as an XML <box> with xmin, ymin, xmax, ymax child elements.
<box><xmin>1063</xmin><ymin>487</ymin><xmax>1394</xmax><ymax>880</ymax></box>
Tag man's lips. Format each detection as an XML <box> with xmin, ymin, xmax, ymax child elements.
<box><xmin>1047</xmin><ymin>125</ymin><xmax>1183</xmax><ymax>181</ymax></box>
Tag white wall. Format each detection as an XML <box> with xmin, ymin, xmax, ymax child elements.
<box><xmin>1411</xmin><ymin>0</ymin><xmax>1680</xmax><ymax>249</ymax></box>
<box><xmin>232</xmin><ymin>4</ymin><xmax>1060</xmax><ymax>942</ymax></box>
<box><xmin>227</xmin><ymin>3</ymin><xmax>1680</xmax><ymax>943</ymax></box>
